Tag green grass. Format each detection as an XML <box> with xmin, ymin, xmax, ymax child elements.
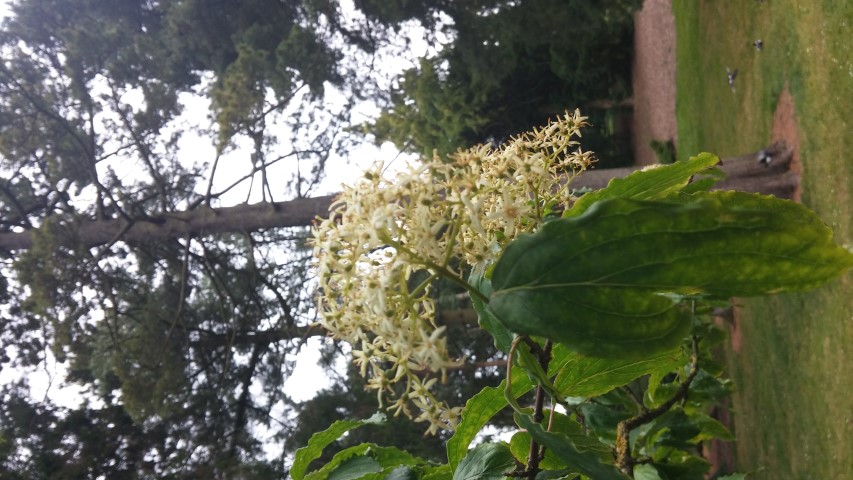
<box><xmin>674</xmin><ymin>2</ymin><xmax>852</xmax><ymax>479</ymax></box>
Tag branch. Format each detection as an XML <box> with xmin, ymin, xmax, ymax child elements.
<box><xmin>189</xmin><ymin>325</ymin><xmax>325</xmax><ymax>349</ymax></box>
<box><xmin>526</xmin><ymin>339</ymin><xmax>553</xmax><ymax>480</ymax></box>
<box><xmin>0</xmin><ymin>195</ymin><xmax>337</xmax><ymax>251</ymax></box>
<box><xmin>0</xmin><ymin>143</ymin><xmax>795</xmax><ymax>251</ymax></box>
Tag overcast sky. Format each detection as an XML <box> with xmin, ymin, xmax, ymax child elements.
<box><xmin>0</xmin><ymin>0</ymin><xmax>435</xmax><ymax>448</ymax></box>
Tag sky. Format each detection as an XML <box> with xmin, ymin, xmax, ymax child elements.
<box><xmin>0</xmin><ymin>0</ymin><xmax>445</xmax><ymax>459</ymax></box>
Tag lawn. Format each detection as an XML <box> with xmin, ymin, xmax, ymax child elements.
<box><xmin>674</xmin><ymin>1</ymin><xmax>852</xmax><ymax>479</ymax></box>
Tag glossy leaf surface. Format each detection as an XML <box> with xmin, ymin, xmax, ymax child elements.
<box><xmin>489</xmin><ymin>191</ymin><xmax>853</xmax><ymax>357</ymax></box>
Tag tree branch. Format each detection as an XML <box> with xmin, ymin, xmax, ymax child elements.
<box><xmin>0</xmin><ymin>195</ymin><xmax>336</xmax><ymax>251</ymax></box>
<box><xmin>0</xmin><ymin>143</ymin><xmax>795</xmax><ymax>251</ymax></box>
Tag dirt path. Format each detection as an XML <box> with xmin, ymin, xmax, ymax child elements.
<box><xmin>632</xmin><ymin>0</ymin><xmax>677</xmax><ymax>166</ymax></box>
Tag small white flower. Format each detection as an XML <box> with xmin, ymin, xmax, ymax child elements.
<box><xmin>310</xmin><ymin>111</ymin><xmax>593</xmax><ymax>433</ymax></box>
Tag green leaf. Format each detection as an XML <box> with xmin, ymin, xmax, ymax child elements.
<box><xmin>361</xmin><ymin>464</ymin><xmax>453</xmax><ymax>480</ymax></box>
<box><xmin>489</xmin><ymin>191</ymin><xmax>853</xmax><ymax>358</ymax></box>
<box><xmin>327</xmin><ymin>456</ymin><xmax>382</xmax><ymax>480</ymax></box>
<box><xmin>633</xmin><ymin>464</ymin><xmax>665</xmax><ymax>480</ymax></box>
<box><xmin>452</xmin><ymin>443</ymin><xmax>516</xmax><ymax>480</ymax></box>
<box><xmin>384</xmin><ymin>466</ymin><xmax>419</xmax><ymax>480</ymax></box>
<box><xmin>469</xmin><ymin>264</ymin><xmax>513</xmax><ymax>353</ymax></box>
<box><xmin>577</xmin><ymin>403</ymin><xmax>632</xmax><ymax>443</ymax></box>
<box><xmin>303</xmin><ymin>444</ymin><xmax>375</xmax><ymax>480</ymax></box>
<box><xmin>514</xmin><ymin>413</ymin><xmax>629</xmax><ymax>480</ymax></box>
<box><xmin>421</xmin><ymin>464</ymin><xmax>453</xmax><ymax>480</ymax></box>
<box><xmin>565</xmin><ymin>152</ymin><xmax>721</xmax><ymax>218</ymax></box>
<box><xmin>446</xmin><ymin>372</ymin><xmax>533</xmax><ymax>471</ymax></box>
<box><xmin>553</xmin><ymin>349</ymin><xmax>683</xmax><ymax>398</ymax></box>
<box><xmin>652</xmin><ymin>453</ymin><xmax>710</xmax><ymax>480</ymax></box>
<box><xmin>292</xmin><ymin>413</ymin><xmax>387</xmax><ymax>480</ymax></box>
<box><xmin>646</xmin><ymin>409</ymin><xmax>701</xmax><ymax>449</ymax></box>
<box><xmin>509</xmin><ymin>411</ymin><xmax>612</xmax><ymax>470</ymax></box>
<box><xmin>687</xmin><ymin>412</ymin><xmax>735</xmax><ymax>442</ymax></box>
<box><xmin>515</xmin><ymin>340</ymin><xmax>562</xmax><ymax>401</ymax></box>
<box><xmin>683</xmin><ymin>369</ymin><xmax>732</xmax><ymax>403</ymax></box>
<box><xmin>304</xmin><ymin>444</ymin><xmax>426</xmax><ymax>480</ymax></box>
<box><xmin>509</xmin><ymin>432</ymin><xmax>565</xmax><ymax>471</ymax></box>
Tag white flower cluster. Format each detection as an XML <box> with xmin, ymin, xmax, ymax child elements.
<box><xmin>311</xmin><ymin>111</ymin><xmax>593</xmax><ymax>434</ymax></box>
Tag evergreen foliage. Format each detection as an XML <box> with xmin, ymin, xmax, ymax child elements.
<box><xmin>365</xmin><ymin>0</ymin><xmax>641</xmax><ymax>164</ymax></box>
<box><xmin>0</xmin><ymin>0</ymin><xmax>366</xmax><ymax>475</ymax></box>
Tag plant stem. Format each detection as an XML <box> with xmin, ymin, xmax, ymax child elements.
<box><xmin>525</xmin><ymin>339</ymin><xmax>553</xmax><ymax>480</ymax></box>
<box><xmin>382</xmin><ymin>235</ymin><xmax>489</xmax><ymax>304</ymax></box>
<box><xmin>615</xmin><ymin>336</ymin><xmax>701</xmax><ymax>475</ymax></box>
<box><xmin>423</xmin><ymin>259</ymin><xmax>490</xmax><ymax>304</ymax></box>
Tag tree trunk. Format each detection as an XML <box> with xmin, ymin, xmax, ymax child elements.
<box><xmin>0</xmin><ymin>142</ymin><xmax>796</xmax><ymax>251</ymax></box>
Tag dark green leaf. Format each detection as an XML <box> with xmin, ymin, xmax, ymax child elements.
<box><xmin>509</xmin><ymin>432</ymin><xmax>566</xmax><ymax>471</ymax></box>
<box><xmin>684</xmin><ymin>369</ymin><xmax>732</xmax><ymax>403</ymax></box>
<box><xmin>652</xmin><ymin>453</ymin><xmax>711</xmax><ymax>480</ymax></box>
<box><xmin>514</xmin><ymin>413</ymin><xmax>629</xmax><ymax>480</ymax></box>
<box><xmin>515</xmin><ymin>340</ymin><xmax>561</xmax><ymax>400</ymax></box>
<box><xmin>446</xmin><ymin>372</ymin><xmax>533</xmax><ymax>471</ymax></box>
<box><xmin>452</xmin><ymin>443</ymin><xmax>515</xmax><ymax>480</ymax></box>
<box><xmin>303</xmin><ymin>444</ymin><xmax>375</xmax><ymax>480</ymax></box>
<box><xmin>646</xmin><ymin>381</ymin><xmax>681</xmax><ymax>409</ymax></box>
<box><xmin>489</xmin><ymin>192</ymin><xmax>853</xmax><ymax>358</ymax></box>
<box><xmin>577</xmin><ymin>404</ymin><xmax>632</xmax><ymax>443</ymax></box>
<box><xmin>647</xmin><ymin>409</ymin><xmax>701</xmax><ymax>449</ymax></box>
<box><xmin>565</xmin><ymin>152</ymin><xmax>721</xmax><ymax>218</ymax></box>
<box><xmin>292</xmin><ymin>413</ymin><xmax>386</xmax><ymax>480</ymax></box>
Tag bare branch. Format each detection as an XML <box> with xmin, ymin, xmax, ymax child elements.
<box><xmin>0</xmin><ymin>195</ymin><xmax>336</xmax><ymax>251</ymax></box>
<box><xmin>0</xmin><ymin>144</ymin><xmax>796</xmax><ymax>251</ymax></box>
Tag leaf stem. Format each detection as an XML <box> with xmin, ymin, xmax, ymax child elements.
<box><xmin>504</xmin><ymin>337</ymin><xmax>525</xmax><ymax>413</ymax></box>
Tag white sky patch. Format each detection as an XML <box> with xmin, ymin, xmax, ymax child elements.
<box><xmin>283</xmin><ymin>337</ymin><xmax>345</xmax><ymax>402</ymax></box>
<box><xmin>0</xmin><ymin>0</ymin><xmax>463</xmax><ymax>464</ymax></box>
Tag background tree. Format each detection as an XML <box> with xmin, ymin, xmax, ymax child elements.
<box><xmin>0</xmin><ymin>0</ymin><xmax>801</xmax><ymax>477</ymax></box>
<box><xmin>0</xmin><ymin>0</ymin><xmax>523</xmax><ymax>475</ymax></box>
<box><xmin>362</xmin><ymin>0</ymin><xmax>642</xmax><ymax>165</ymax></box>
<box><xmin>0</xmin><ymin>0</ymin><xmax>375</xmax><ymax>476</ymax></box>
